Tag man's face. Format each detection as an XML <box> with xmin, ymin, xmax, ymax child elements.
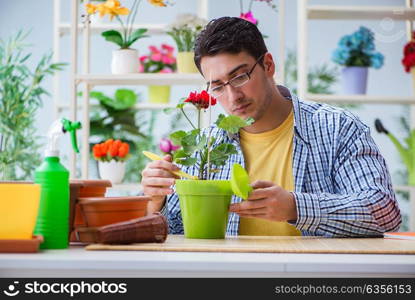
<box><xmin>200</xmin><ymin>51</ymin><xmax>272</xmax><ymax>121</ymax></box>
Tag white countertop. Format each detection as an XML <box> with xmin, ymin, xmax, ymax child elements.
<box><xmin>1</xmin><ymin>245</ymin><xmax>415</xmax><ymax>277</ymax></box>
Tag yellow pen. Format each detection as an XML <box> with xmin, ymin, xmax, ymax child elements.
<box><xmin>142</xmin><ymin>151</ymin><xmax>198</xmax><ymax>180</ymax></box>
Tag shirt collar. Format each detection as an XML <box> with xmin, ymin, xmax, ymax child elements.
<box><xmin>225</xmin><ymin>85</ymin><xmax>309</xmax><ymax>144</ymax></box>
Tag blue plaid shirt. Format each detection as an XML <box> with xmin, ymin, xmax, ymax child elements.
<box><xmin>164</xmin><ymin>86</ymin><xmax>402</xmax><ymax>237</ymax></box>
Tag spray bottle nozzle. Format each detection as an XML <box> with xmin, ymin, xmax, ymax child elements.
<box><xmin>61</xmin><ymin>119</ymin><xmax>82</xmax><ymax>153</ymax></box>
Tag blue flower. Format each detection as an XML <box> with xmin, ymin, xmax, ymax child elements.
<box><xmin>332</xmin><ymin>48</ymin><xmax>350</xmax><ymax>65</ymax></box>
<box><xmin>370</xmin><ymin>52</ymin><xmax>384</xmax><ymax>69</ymax></box>
<box><xmin>332</xmin><ymin>26</ymin><xmax>383</xmax><ymax>69</ymax></box>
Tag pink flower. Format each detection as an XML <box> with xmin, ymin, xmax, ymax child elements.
<box><xmin>162</xmin><ymin>55</ymin><xmax>175</xmax><ymax>65</ymax></box>
<box><xmin>138</xmin><ymin>63</ymin><xmax>144</xmax><ymax>73</ymax></box>
<box><xmin>151</xmin><ymin>53</ymin><xmax>162</xmax><ymax>62</ymax></box>
<box><xmin>139</xmin><ymin>55</ymin><xmax>148</xmax><ymax>62</ymax></box>
<box><xmin>160</xmin><ymin>68</ymin><xmax>173</xmax><ymax>73</ymax></box>
<box><xmin>240</xmin><ymin>11</ymin><xmax>258</xmax><ymax>25</ymax></box>
<box><xmin>149</xmin><ymin>45</ymin><xmax>160</xmax><ymax>53</ymax></box>
<box><xmin>161</xmin><ymin>43</ymin><xmax>174</xmax><ymax>53</ymax></box>
<box><xmin>159</xmin><ymin>138</ymin><xmax>180</xmax><ymax>154</ymax></box>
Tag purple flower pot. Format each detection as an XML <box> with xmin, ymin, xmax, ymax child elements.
<box><xmin>341</xmin><ymin>66</ymin><xmax>368</xmax><ymax>95</ymax></box>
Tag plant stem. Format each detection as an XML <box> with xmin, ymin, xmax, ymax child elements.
<box><xmin>180</xmin><ymin>107</ymin><xmax>196</xmax><ymax>130</ymax></box>
<box><xmin>127</xmin><ymin>0</ymin><xmax>141</xmax><ymax>44</ymax></box>
<box><xmin>249</xmin><ymin>0</ymin><xmax>254</xmax><ymax>11</ymax></box>
<box><xmin>116</xmin><ymin>15</ymin><xmax>127</xmax><ymax>47</ymax></box>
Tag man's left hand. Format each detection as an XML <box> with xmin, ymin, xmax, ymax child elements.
<box><xmin>229</xmin><ymin>180</ymin><xmax>297</xmax><ymax>222</ymax></box>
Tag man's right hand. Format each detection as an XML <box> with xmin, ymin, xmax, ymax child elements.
<box><xmin>141</xmin><ymin>154</ymin><xmax>180</xmax><ymax>214</ymax></box>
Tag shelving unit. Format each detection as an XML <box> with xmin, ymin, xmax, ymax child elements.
<box><xmin>297</xmin><ymin>0</ymin><xmax>415</xmax><ymax>230</ymax></box>
<box><xmin>53</xmin><ymin>0</ymin><xmax>288</xmax><ymax>189</ymax></box>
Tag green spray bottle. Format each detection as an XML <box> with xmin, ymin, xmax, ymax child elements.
<box><xmin>34</xmin><ymin>118</ymin><xmax>81</xmax><ymax>249</ymax></box>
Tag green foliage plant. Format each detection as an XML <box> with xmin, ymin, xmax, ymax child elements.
<box><xmin>0</xmin><ymin>31</ymin><xmax>65</xmax><ymax>180</ymax></box>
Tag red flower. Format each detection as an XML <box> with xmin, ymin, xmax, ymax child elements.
<box><xmin>402</xmin><ymin>36</ymin><xmax>415</xmax><ymax>73</ymax></box>
<box><xmin>184</xmin><ymin>90</ymin><xmax>217</xmax><ymax>109</ymax></box>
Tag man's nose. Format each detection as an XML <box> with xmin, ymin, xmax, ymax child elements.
<box><xmin>225</xmin><ymin>84</ymin><xmax>244</xmax><ymax>104</ymax></box>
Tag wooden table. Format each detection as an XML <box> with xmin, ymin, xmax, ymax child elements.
<box><xmin>1</xmin><ymin>236</ymin><xmax>415</xmax><ymax>277</ymax></box>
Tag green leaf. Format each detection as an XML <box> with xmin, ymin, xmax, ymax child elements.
<box><xmin>169</xmin><ymin>130</ymin><xmax>187</xmax><ymax>146</ymax></box>
<box><xmin>216</xmin><ymin>115</ymin><xmax>255</xmax><ymax>134</ymax></box>
<box><xmin>101</xmin><ymin>30</ymin><xmax>124</xmax><ymax>48</ymax></box>
<box><xmin>210</xmin><ymin>144</ymin><xmax>237</xmax><ymax>167</ymax></box>
<box><xmin>173</xmin><ymin>150</ymin><xmax>197</xmax><ymax>166</ymax></box>
<box><xmin>125</xmin><ymin>28</ymin><xmax>148</xmax><ymax>48</ymax></box>
<box><xmin>113</xmin><ymin>89</ymin><xmax>137</xmax><ymax>110</ymax></box>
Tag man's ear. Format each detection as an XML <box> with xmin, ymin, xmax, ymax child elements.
<box><xmin>263</xmin><ymin>52</ymin><xmax>275</xmax><ymax>77</ymax></box>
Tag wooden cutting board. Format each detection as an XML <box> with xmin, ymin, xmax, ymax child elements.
<box><xmin>85</xmin><ymin>235</ymin><xmax>415</xmax><ymax>254</ymax></box>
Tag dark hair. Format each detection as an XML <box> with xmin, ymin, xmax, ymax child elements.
<box><xmin>194</xmin><ymin>16</ymin><xmax>268</xmax><ymax>73</ymax></box>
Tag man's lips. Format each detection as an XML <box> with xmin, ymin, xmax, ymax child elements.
<box><xmin>233</xmin><ymin>103</ymin><xmax>250</xmax><ymax>113</ymax></box>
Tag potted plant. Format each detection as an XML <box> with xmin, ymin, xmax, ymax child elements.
<box><xmin>332</xmin><ymin>26</ymin><xmax>384</xmax><ymax>95</ymax></box>
<box><xmin>93</xmin><ymin>139</ymin><xmax>130</xmax><ymax>184</ymax></box>
<box><xmin>166</xmin><ymin>14</ymin><xmax>207</xmax><ymax>73</ymax></box>
<box><xmin>0</xmin><ymin>31</ymin><xmax>65</xmax><ymax>180</ymax></box>
<box><xmin>139</xmin><ymin>44</ymin><xmax>177</xmax><ymax>103</ymax></box>
<box><xmin>85</xmin><ymin>0</ymin><xmax>169</xmax><ymax>74</ymax></box>
<box><xmin>166</xmin><ymin>90</ymin><xmax>253</xmax><ymax>239</ymax></box>
<box><xmin>375</xmin><ymin>119</ymin><xmax>415</xmax><ymax>186</ymax></box>
<box><xmin>402</xmin><ymin>33</ymin><xmax>415</xmax><ymax>93</ymax></box>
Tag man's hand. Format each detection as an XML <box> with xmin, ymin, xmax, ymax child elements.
<box><xmin>229</xmin><ymin>180</ymin><xmax>297</xmax><ymax>222</ymax></box>
<box><xmin>141</xmin><ymin>154</ymin><xmax>180</xmax><ymax>214</ymax></box>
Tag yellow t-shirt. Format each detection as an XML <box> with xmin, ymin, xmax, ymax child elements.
<box><xmin>239</xmin><ymin>110</ymin><xmax>301</xmax><ymax>236</ymax></box>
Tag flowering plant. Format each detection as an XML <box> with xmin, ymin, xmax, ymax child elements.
<box><xmin>93</xmin><ymin>139</ymin><xmax>130</xmax><ymax>162</ymax></box>
<box><xmin>139</xmin><ymin>44</ymin><xmax>176</xmax><ymax>73</ymax></box>
<box><xmin>168</xmin><ymin>91</ymin><xmax>254</xmax><ymax>180</ymax></box>
<box><xmin>166</xmin><ymin>14</ymin><xmax>208</xmax><ymax>52</ymax></box>
<box><xmin>402</xmin><ymin>34</ymin><xmax>415</xmax><ymax>72</ymax></box>
<box><xmin>332</xmin><ymin>26</ymin><xmax>384</xmax><ymax>69</ymax></box>
<box><xmin>85</xmin><ymin>0</ymin><xmax>169</xmax><ymax>49</ymax></box>
<box><xmin>239</xmin><ymin>0</ymin><xmax>277</xmax><ymax>25</ymax></box>
<box><xmin>159</xmin><ymin>138</ymin><xmax>180</xmax><ymax>156</ymax></box>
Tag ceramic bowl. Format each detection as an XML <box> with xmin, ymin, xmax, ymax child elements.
<box><xmin>78</xmin><ymin>196</ymin><xmax>150</xmax><ymax>227</ymax></box>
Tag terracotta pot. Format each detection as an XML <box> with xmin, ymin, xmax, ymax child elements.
<box><xmin>74</xmin><ymin>213</ymin><xmax>167</xmax><ymax>244</ymax></box>
<box><xmin>79</xmin><ymin>196</ymin><xmax>150</xmax><ymax>227</ymax></box>
<box><xmin>74</xmin><ymin>227</ymin><xmax>99</xmax><ymax>244</ymax></box>
<box><xmin>69</xmin><ymin>180</ymin><xmax>112</xmax><ymax>242</ymax></box>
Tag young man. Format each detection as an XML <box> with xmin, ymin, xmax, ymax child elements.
<box><xmin>141</xmin><ymin>17</ymin><xmax>401</xmax><ymax>237</ymax></box>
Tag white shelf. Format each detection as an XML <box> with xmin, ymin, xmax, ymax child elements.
<box><xmin>58</xmin><ymin>23</ymin><xmax>167</xmax><ymax>36</ymax></box>
<box><xmin>57</xmin><ymin>102</ymin><xmax>196</xmax><ymax>111</ymax></box>
<box><xmin>108</xmin><ymin>183</ymin><xmax>142</xmax><ymax>192</ymax></box>
<box><xmin>75</xmin><ymin>73</ymin><xmax>205</xmax><ymax>86</ymax></box>
<box><xmin>306</xmin><ymin>94</ymin><xmax>415</xmax><ymax>105</ymax></box>
<box><xmin>394</xmin><ymin>185</ymin><xmax>415</xmax><ymax>192</ymax></box>
<box><xmin>308</xmin><ymin>6</ymin><xmax>415</xmax><ymax>20</ymax></box>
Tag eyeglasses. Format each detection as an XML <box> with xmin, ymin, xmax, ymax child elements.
<box><xmin>207</xmin><ymin>53</ymin><xmax>265</xmax><ymax>98</ymax></box>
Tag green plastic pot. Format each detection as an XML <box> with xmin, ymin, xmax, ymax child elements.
<box><xmin>176</xmin><ymin>180</ymin><xmax>232</xmax><ymax>239</ymax></box>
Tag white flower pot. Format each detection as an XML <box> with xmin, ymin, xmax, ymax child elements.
<box><xmin>98</xmin><ymin>161</ymin><xmax>126</xmax><ymax>184</ymax></box>
<box><xmin>111</xmin><ymin>48</ymin><xmax>139</xmax><ymax>74</ymax></box>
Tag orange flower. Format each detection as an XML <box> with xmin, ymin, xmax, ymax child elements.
<box><xmin>92</xmin><ymin>144</ymin><xmax>104</xmax><ymax>158</ymax></box>
<box><xmin>118</xmin><ymin>143</ymin><xmax>130</xmax><ymax>157</ymax></box>
<box><xmin>103</xmin><ymin>0</ymin><xmax>130</xmax><ymax>20</ymax></box>
<box><xmin>85</xmin><ymin>3</ymin><xmax>98</xmax><ymax>14</ymax></box>
<box><xmin>148</xmin><ymin>0</ymin><xmax>167</xmax><ymax>7</ymax></box>
<box><xmin>109</xmin><ymin>143</ymin><xmax>119</xmax><ymax>157</ymax></box>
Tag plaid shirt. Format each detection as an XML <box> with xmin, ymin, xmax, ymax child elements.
<box><xmin>164</xmin><ymin>86</ymin><xmax>402</xmax><ymax>237</ymax></box>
